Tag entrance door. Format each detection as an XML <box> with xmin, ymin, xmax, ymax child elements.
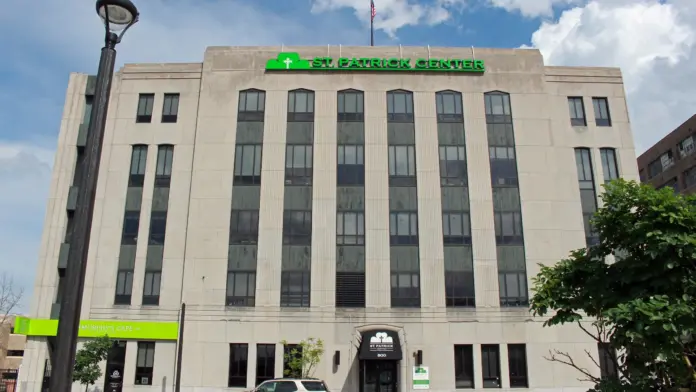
<box><xmin>362</xmin><ymin>360</ymin><xmax>398</xmax><ymax>392</ymax></box>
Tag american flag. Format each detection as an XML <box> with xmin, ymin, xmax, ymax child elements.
<box><xmin>371</xmin><ymin>0</ymin><xmax>376</xmax><ymax>21</ymax></box>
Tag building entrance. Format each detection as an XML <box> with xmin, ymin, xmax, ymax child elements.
<box><xmin>361</xmin><ymin>360</ymin><xmax>398</xmax><ymax>392</ymax></box>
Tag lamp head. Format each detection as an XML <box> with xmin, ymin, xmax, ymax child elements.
<box><xmin>96</xmin><ymin>0</ymin><xmax>139</xmax><ymax>39</ymax></box>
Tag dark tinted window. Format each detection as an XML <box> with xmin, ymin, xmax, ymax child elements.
<box><xmin>338</xmin><ymin>90</ymin><xmax>364</xmax><ymax>122</ymax></box>
<box><xmin>301</xmin><ymin>381</ymin><xmax>328</xmax><ymax>391</ymax></box>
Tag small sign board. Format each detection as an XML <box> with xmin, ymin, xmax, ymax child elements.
<box><xmin>412</xmin><ymin>366</ymin><xmax>430</xmax><ymax>390</ymax></box>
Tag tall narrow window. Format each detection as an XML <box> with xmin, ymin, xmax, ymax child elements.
<box><xmin>229</xmin><ymin>210</ymin><xmax>259</xmax><ymax>244</ymax></box>
<box><xmin>389</xmin><ymin>212</ymin><xmax>418</xmax><ymax>245</ymax></box>
<box><xmin>338</xmin><ymin>89</ymin><xmax>364</xmax><ymax>122</ymax></box>
<box><xmin>485</xmin><ymin>92</ymin><xmax>528</xmax><ymax>307</ymax></box>
<box><xmin>568</xmin><ymin>97</ymin><xmax>586</xmax><ymax>126</ymax></box>
<box><xmin>436</xmin><ymin>90</ymin><xmax>463</xmax><ymax>123</ymax></box>
<box><xmin>454</xmin><ymin>345</ymin><xmax>474</xmax><ymax>389</ymax></box>
<box><xmin>161</xmin><ymin>93</ymin><xmax>179</xmax><ymax>123</ymax></box>
<box><xmin>256</xmin><ymin>344</ymin><xmax>276</xmax><ymax>386</ymax></box>
<box><xmin>481</xmin><ymin>344</ymin><xmax>501</xmax><ymax>388</ymax></box>
<box><xmin>337</xmin><ymin>212</ymin><xmax>365</xmax><ymax>245</ymax></box>
<box><xmin>285</xmin><ymin>145</ymin><xmax>313</xmax><ymax>185</ymax></box>
<box><xmin>600</xmin><ymin>148</ymin><xmax>619</xmax><ymax>184</ymax></box>
<box><xmin>386</xmin><ymin>90</ymin><xmax>414</xmax><ymax>122</ymax></box>
<box><xmin>82</xmin><ymin>95</ymin><xmax>94</xmax><ymax>126</ymax></box>
<box><xmin>234</xmin><ymin>145</ymin><xmax>262</xmax><ymax>185</ymax></box>
<box><xmin>598</xmin><ymin>343</ymin><xmax>618</xmax><ymax>379</ymax></box>
<box><xmin>388</xmin><ymin>145</ymin><xmax>416</xmax><ymax>186</ymax></box>
<box><xmin>155</xmin><ymin>145</ymin><xmax>174</xmax><ymax>187</ymax></box>
<box><xmin>135</xmin><ymin>342</ymin><xmax>155</xmax><ymax>385</ymax></box>
<box><xmin>337</xmin><ymin>145</ymin><xmax>365</xmax><ymax>185</ymax></box>
<box><xmin>226</xmin><ymin>271</ymin><xmax>256</xmax><ymax>306</ymax></box>
<box><xmin>507</xmin><ymin>344</ymin><xmax>528</xmax><ymax>388</ymax></box>
<box><xmin>442</xmin><ymin>212</ymin><xmax>471</xmax><ymax>245</ymax></box>
<box><xmin>280</xmin><ymin>270</ymin><xmax>311</xmax><ymax>307</ymax></box>
<box><xmin>136</xmin><ymin>94</ymin><xmax>154</xmax><ymax>123</ymax></box>
<box><xmin>575</xmin><ymin>148</ymin><xmax>599</xmax><ymax>246</ymax></box>
<box><xmin>288</xmin><ymin>89</ymin><xmax>314</xmax><ymax>122</ymax></box>
<box><xmin>129</xmin><ymin>145</ymin><xmax>148</xmax><ymax>187</ymax></box>
<box><xmin>283</xmin><ymin>211</ymin><xmax>312</xmax><ymax>245</ymax></box>
<box><xmin>439</xmin><ymin>146</ymin><xmax>467</xmax><ymax>186</ymax></box>
<box><xmin>238</xmin><ymin>89</ymin><xmax>266</xmax><ymax>122</ymax></box>
<box><xmin>228</xmin><ymin>344</ymin><xmax>248</xmax><ymax>388</ymax></box>
<box><xmin>592</xmin><ymin>97</ymin><xmax>611</xmax><ymax>126</ymax></box>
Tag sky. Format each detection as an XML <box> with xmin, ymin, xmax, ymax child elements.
<box><xmin>0</xmin><ymin>0</ymin><xmax>694</xmax><ymax>312</ymax></box>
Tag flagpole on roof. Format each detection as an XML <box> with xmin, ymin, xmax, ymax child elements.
<box><xmin>370</xmin><ymin>0</ymin><xmax>375</xmax><ymax>46</ymax></box>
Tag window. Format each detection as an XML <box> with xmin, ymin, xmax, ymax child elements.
<box><xmin>337</xmin><ymin>145</ymin><xmax>365</xmax><ymax>185</ymax></box>
<box><xmin>135</xmin><ymin>342</ymin><xmax>155</xmax><ymax>385</ymax></box>
<box><xmin>338</xmin><ymin>90</ymin><xmax>364</xmax><ymax>122</ymax></box>
<box><xmin>148</xmin><ymin>211</ymin><xmax>167</xmax><ymax>245</ymax></box>
<box><xmin>507</xmin><ymin>344</ymin><xmax>528</xmax><ymax>388</ymax></box>
<box><xmin>161</xmin><ymin>93</ymin><xmax>179</xmax><ymax>123</ymax></box>
<box><xmin>82</xmin><ymin>95</ymin><xmax>94</xmax><ymax>125</ymax></box>
<box><xmin>114</xmin><ymin>269</ymin><xmax>133</xmax><ymax>305</ymax></box>
<box><xmin>238</xmin><ymin>89</ymin><xmax>266</xmax><ymax>122</ymax></box>
<box><xmin>481</xmin><ymin>344</ymin><xmax>501</xmax><ymax>388</ymax></box>
<box><xmin>568</xmin><ymin>97</ymin><xmax>586</xmax><ymax>126</ymax></box>
<box><xmin>280</xmin><ymin>271</ymin><xmax>311</xmax><ymax>307</ymax></box>
<box><xmin>454</xmin><ymin>345</ymin><xmax>474</xmax><ymax>389</ymax></box>
<box><xmin>256</xmin><ymin>344</ymin><xmax>276</xmax><ymax>386</ymax></box>
<box><xmin>301</xmin><ymin>381</ymin><xmax>328</xmax><ymax>391</ymax></box>
<box><xmin>499</xmin><ymin>271</ymin><xmax>528</xmax><ymax>307</ymax></box>
<box><xmin>283</xmin><ymin>344</ymin><xmax>303</xmax><ymax>377</ymax></box>
<box><xmin>258</xmin><ymin>381</ymin><xmax>298</xmax><ymax>392</ymax></box>
<box><xmin>283</xmin><ymin>211</ymin><xmax>312</xmax><ymax>245</ymax></box>
<box><xmin>285</xmin><ymin>145</ymin><xmax>313</xmax><ymax>185</ymax></box>
<box><xmin>391</xmin><ymin>271</ymin><xmax>420</xmax><ymax>307</ymax></box>
<box><xmin>575</xmin><ymin>148</ymin><xmax>599</xmax><ymax>246</ymax></box>
<box><xmin>660</xmin><ymin>151</ymin><xmax>674</xmax><ymax>170</ymax></box>
<box><xmin>129</xmin><ymin>145</ymin><xmax>148</xmax><ymax>187</ymax></box>
<box><xmin>598</xmin><ymin>343</ymin><xmax>618</xmax><ymax>379</ymax></box>
<box><xmin>484</xmin><ymin>92</ymin><xmax>512</xmax><ymax>123</ymax></box>
<box><xmin>436</xmin><ymin>91</ymin><xmax>463</xmax><ymax>123</ymax></box>
<box><xmin>288</xmin><ymin>89</ymin><xmax>314</xmax><ymax>122</ymax></box>
<box><xmin>439</xmin><ymin>146</ymin><xmax>467</xmax><ymax>186</ymax></box>
<box><xmin>493</xmin><ymin>211</ymin><xmax>523</xmax><ymax>245</ymax></box>
<box><xmin>445</xmin><ymin>271</ymin><xmax>475</xmax><ymax>307</ymax></box>
<box><xmin>442</xmin><ymin>212</ymin><xmax>471</xmax><ymax>245</ymax></box>
<box><xmin>234</xmin><ymin>145</ymin><xmax>262</xmax><ymax>185</ymax></box>
<box><xmin>389</xmin><ymin>212</ymin><xmax>418</xmax><ymax>245</ymax></box>
<box><xmin>228</xmin><ymin>344</ymin><xmax>248</xmax><ymax>388</ymax></box>
<box><xmin>121</xmin><ymin>210</ymin><xmax>140</xmax><ymax>245</ymax></box>
<box><xmin>136</xmin><ymin>94</ymin><xmax>154</xmax><ymax>123</ymax></box>
<box><xmin>337</xmin><ymin>211</ymin><xmax>365</xmax><ymax>245</ymax></box>
<box><xmin>230</xmin><ymin>210</ymin><xmax>260</xmax><ymax>244</ymax></box>
<box><xmin>6</xmin><ymin>350</ymin><xmax>23</xmax><ymax>357</ymax></box>
<box><xmin>388</xmin><ymin>145</ymin><xmax>416</xmax><ymax>186</ymax></box>
<box><xmin>600</xmin><ymin>148</ymin><xmax>619</xmax><ymax>183</ymax></box>
<box><xmin>592</xmin><ymin>97</ymin><xmax>611</xmax><ymax>126</ymax></box>
<box><xmin>155</xmin><ymin>145</ymin><xmax>174</xmax><ymax>187</ymax></box>
<box><xmin>489</xmin><ymin>147</ymin><xmax>518</xmax><ymax>187</ymax></box>
<box><xmin>142</xmin><ymin>271</ymin><xmax>161</xmax><ymax>305</ymax></box>
<box><xmin>336</xmin><ymin>272</ymin><xmax>365</xmax><ymax>308</ymax></box>
<box><xmin>658</xmin><ymin>177</ymin><xmax>679</xmax><ymax>193</ymax></box>
<box><xmin>685</xmin><ymin>167</ymin><xmax>696</xmax><ymax>188</ymax></box>
<box><xmin>679</xmin><ymin>135</ymin><xmax>695</xmax><ymax>158</ymax></box>
<box><xmin>386</xmin><ymin>90</ymin><xmax>414</xmax><ymax>122</ymax></box>
<box><xmin>226</xmin><ymin>271</ymin><xmax>256</xmax><ymax>306</ymax></box>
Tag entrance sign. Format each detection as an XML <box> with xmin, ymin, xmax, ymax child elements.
<box><xmin>412</xmin><ymin>366</ymin><xmax>430</xmax><ymax>389</ymax></box>
<box><xmin>13</xmin><ymin>316</ymin><xmax>178</xmax><ymax>340</ymax></box>
<box><xmin>359</xmin><ymin>329</ymin><xmax>403</xmax><ymax>360</ymax></box>
<box><xmin>266</xmin><ymin>52</ymin><xmax>485</xmax><ymax>73</ymax></box>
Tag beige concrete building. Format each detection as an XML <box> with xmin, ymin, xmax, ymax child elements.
<box><xmin>1</xmin><ymin>316</ymin><xmax>26</xmax><ymax>370</ymax></box>
<box><xmin>19</xmin><ymin>46</ymin><xmax>638</xmax><ymax>392</ymax></box>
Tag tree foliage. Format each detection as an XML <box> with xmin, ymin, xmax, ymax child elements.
<box><xmin>73</xmin><ymin>335</ymin><xmax>113</xmax><ymax>390</ymax></box>
<box><xmin>281</xmin><ymin>337</ymin><xmax>325</xmax><ymax>378</ymax></box>
<box><xmin>530</xmin><ymin>179</ymin><xmax>696</xmax><ymax>392</ymax></box>
<box><xmin>0</xmin><ymin>273</ymin><xmax>23</xmax><ymax>350</ymax></box>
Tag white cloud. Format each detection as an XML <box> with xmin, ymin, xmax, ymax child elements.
<box><xmin>487</xmin><ymin>0</ymin><xmax>580</xmax><ymax>17</ymax></box>
<box><xmin>528</xmin><ymin>0</ymin><xmax>696</xmax><ymax>152</ymax></box>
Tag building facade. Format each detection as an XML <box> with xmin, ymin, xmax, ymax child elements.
<box><xmin>19</xmin><ymin>46</ymin><xmax>638</xmax><ymax>392</ymax></box>
<box><xmin>637</xmin><ymin>114</ymin><xmax>696</xmax><ymax>194</ymax></box>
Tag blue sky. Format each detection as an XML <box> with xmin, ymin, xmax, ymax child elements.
<box><xmin>0</xmin><ymin>0</ymin><xmax>694</xmax><ymax>312</ymax></box>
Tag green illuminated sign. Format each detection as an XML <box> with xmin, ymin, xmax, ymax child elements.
<box><xmin>266</xmin><ymin>52</ymin><xmax>485</xmax><ymax>73</ymax></box>
<box><xmin>14</xmin><ymin>317</ymin><xmax>178</xmax><ymax>340</ymax></box>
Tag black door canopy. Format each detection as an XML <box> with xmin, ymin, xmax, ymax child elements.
<box><xmin>359</xmin><ymin>329</ymin><xmax>402</xmax><ymax>360</ymax></box>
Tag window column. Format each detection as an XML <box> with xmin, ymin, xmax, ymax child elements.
<box><xmin>484</xmin><ymin>92</ymin><xmax>528</xmax><ymax>307</ymax></box>
<box><xmin>387</xmin><ymin>90</ymin><xmax>420</xmax><ymax>308</ymax></box>
<box><xmin>114</xmin><ymin>145</ymin><xmax>148</xmax><ymax>305</ymax></box>
<box><xmin>336</xmin><ymin>89</ymin><xmax>366</xmax><ymax>308</ymax></box>
<box><xmin>281</xmin><ymin>89</ymin><xmax>314</xmax><ymax>307</ymax></box>
<box><xmin>437</xmin><ymin>91</ymin><xmax>475</xmax><ymax>308</ymax></box>
<box><xmin>600</xmin><ymin>148</ymin><xmax>620</xmax><ymax>184</ymax></box>
<box><xmin>142</xmin><ymin>145</ymin><xmax>174</xmax><ymax>306</ymax></box>
<box><xmin>575</xmin><ymin>148</ymin><xmax>599</xmax><ymax>246</ymax></box>
<box><xmin>227</xmin><ymin>89</ymin><xmax>265</xmax><ymax>307</ymax></box>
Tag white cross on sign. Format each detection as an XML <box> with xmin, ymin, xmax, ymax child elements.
<box><xmin>283</xmin><ymin>58</ymin><xmax>293</xmax><ymax>69</ymax></box>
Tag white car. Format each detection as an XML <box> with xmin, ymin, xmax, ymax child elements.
<box><xmin>252</xmin><ymin>378</ymin><xmax>330</xmax><ymax>392</ymax></box>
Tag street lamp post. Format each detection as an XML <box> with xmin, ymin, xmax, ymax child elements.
<box><xmin>49</xmin><ymin>1</ymin><xmax>138</xmax><ymax>391</ymax></box>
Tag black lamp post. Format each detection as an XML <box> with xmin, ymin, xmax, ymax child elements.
<box><xmin>49</xmin><ymin>1</ymin><xmax>138</xmax><ymax>391</ymax></box>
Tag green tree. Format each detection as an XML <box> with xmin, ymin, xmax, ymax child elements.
<box><xmin>73</xmin><ymin>335</ymin><xmax>113</xmax><ymax>392</ymax></box>
<box><xmin>530</xmin><ymin>179</ymin><xmax>696</xmax><ymax>392</ymax></box>
<box><xmin>280</xmin><ymin>338</ymin><xmax>325</xmax><ymax>378</ymax></box>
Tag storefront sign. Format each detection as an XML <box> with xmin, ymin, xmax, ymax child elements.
<box><xmin>13</xmin><ymin>317</ymin><xmax>178</xmax><ymax>340</ymax></box>
<box><xmin>413</xmin><ymin>366</ymin><xmax>430</xmax><ymax>390</ymax></box>
<box><xmin>266</xmin><ymin>52</ymin><xmax>485</xmax><ymax>73</ymax></box>
<box><xmin>359</xmin><ymin>330</ymin><xmax>403</xmax><ymax>360</ymax></box>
